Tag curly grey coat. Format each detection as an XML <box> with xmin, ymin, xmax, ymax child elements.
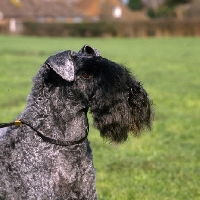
<box><xmin>0</xmin><ymin>45</ymin><xmax>153</xmax><ymax>199</ymax></box>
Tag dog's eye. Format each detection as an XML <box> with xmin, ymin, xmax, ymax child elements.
<box><xmin>81</xmin><ymin>72</ymin><xmax>91</xmax><ymax>79</ymax></box>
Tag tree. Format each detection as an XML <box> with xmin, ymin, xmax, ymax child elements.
<box><xmin>10</xmin><ymin>0</ymin><xmax>22</xmax><ymax>7</ymax></box>
<box><xmin>128</xmin><ymin>0</ymin><xmax>143</xmax><ymax>10</ymax></box>
<box><xmin>166</xmin><ymin>0</ymin><xmax>192</xmax><ymax>7</ymax></box>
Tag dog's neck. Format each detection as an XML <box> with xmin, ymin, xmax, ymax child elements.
<box><xmin>21</xmin><ymin>100</ymin><xmax>89</xmax><ymax>143</ymax></box>
<box><xmin>20</xmin><ymin>78</ymin><xmax>89</xmax><ymax>143</ymax></box>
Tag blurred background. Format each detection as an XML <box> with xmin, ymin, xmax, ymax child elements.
<box><xmin>0</xmin><ymin>0</ymin><xmax>200</xmax><ymax>37</ymax></box>
<box><xmin>0</xmin><ymin>1</ymin><xmax>200</xmax><ymax>199</ymax></box>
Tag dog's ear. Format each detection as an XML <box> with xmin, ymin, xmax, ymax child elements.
<box><xmin>78</xmin><ymin>45</ymin><xmax>101</xmax><ymax>57</ymax></box>
<box><xmin>45</xmin><ymin>51</ymin><xmax>74</xmax><ymax>82</ymax></box>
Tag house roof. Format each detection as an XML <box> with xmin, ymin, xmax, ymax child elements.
<box><xmin>0</xmin><ymin>0</ymin><xmax>85</xmax><ymax>19</ymax></box>
<box><xmin>75</xmin><ymin>0</ymin><xmax>101</xmax><ymax>18</ymax></box>
<box><xmin>0</xmin><ymin>0</ymin><xmax>148</xmax><ymax>21</ymax></box>
<box><xmin>75</xmin><ymin>0</ymin><xmax>148</xmax><ymax>21</ymax></box>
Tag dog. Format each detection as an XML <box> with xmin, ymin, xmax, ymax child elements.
<box><xmin>0</xmin><ymin>45</ymin><xmax>153</xmax><ymax>199</ymax></box>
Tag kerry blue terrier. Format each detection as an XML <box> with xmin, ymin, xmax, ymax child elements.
<box><xmin>0</xmin><ymin>45</ymin><xmax>153</xmax><ymax>199</ymax></box>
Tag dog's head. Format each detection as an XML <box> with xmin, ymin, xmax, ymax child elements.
<box><xmin>29</xmin><ymin>45</ymin><xmax>153</xmax><ymax>143</ymax></box>
<box><xmin>44</xmin><ymin>45</ymin><xmax>100</xmax><ymax>82</ymax></box>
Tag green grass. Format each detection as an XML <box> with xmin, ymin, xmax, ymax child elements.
<box><xmin>0</xmin><ymin>35</ymin><xmax>200</xmax><ymax>200</ymax></box>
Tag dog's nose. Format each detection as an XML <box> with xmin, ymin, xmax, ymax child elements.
<box><xmin>78</xmin><ymin>45</ymin><xmax>100</xmax><ymax>57</ymax></box>
<box><xmin>83</xmin><ymin>45</ymin><xmax>95</xmax><ymax>55</ymax></box>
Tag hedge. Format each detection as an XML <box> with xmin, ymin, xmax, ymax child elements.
<box><xmin>23</xmin><ymin>22</ymin><xmax>118</xmax><ymax>37</ymax></box>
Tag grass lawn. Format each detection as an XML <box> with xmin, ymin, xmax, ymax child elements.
<box><xmin>0</xmin><ymin>35</ymin><xmax>200</xmax><ymax>200</ymax></box>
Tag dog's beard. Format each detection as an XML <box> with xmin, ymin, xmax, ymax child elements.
<box><xmin>89</xmin><ymin>66</ymin><xmax>153</xmax><ymax>143</ymax></box>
